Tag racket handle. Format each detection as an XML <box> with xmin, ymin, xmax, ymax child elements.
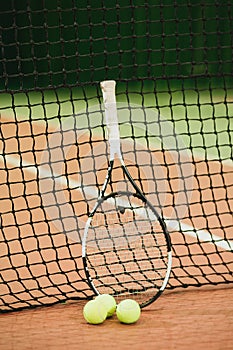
<box><xmin>100</xmin><ymin>80</ymin><xmax>122</xmax><ymax>160</ymax></box>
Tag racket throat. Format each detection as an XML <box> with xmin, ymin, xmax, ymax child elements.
<box><xmin>121</xmin><ymin>164</ymin><xmax>145</xmax><ymax>199</ymax></box>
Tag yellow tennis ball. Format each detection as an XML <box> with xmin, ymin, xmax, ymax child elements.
<box><xmin>83</xmin><ymin>300</ymin><xmax>107</xmax><ymax>325</ymax></box>
<box><xmin>116</xmin><ymin>299</ymin><xmax>141</xmax><ymax>324</ymax></box>
<box><xmin>95</xmin><ymin>294</ymin><xmax>116</xmax><ymax>317</ymax></box>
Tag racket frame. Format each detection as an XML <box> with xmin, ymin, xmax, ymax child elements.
<box><xmin>82</xmin><ymin>80</ymin><xmax>172</xmax><ymax>307</ymax></box>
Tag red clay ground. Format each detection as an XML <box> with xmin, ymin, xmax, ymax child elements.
<box><xmin>0</xmin><ymin>286</ymin><xmax>233</xmax><ymax>350</ymax></box>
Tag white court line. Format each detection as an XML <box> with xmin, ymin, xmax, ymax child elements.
<box><xmin>0</xmin><ymin>154</ymin><xmax>82</xmax><ymax>191</ymax></box>
<box><xmin>1</xmin><ymin>153</ymin><xmax>233</xmax><ymax>252</ymax></box>
<box><xmin>166</xmin><ymin>220</ymin><xmax>233</xmax><ymax>252</ymax></box>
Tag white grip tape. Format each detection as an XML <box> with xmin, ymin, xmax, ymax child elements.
<box><xmin>100</xmin><ymin>80</ymin><xmax>122</xmax><ymax>160</ymax></box>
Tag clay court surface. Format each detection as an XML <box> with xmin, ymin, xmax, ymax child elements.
<box><xmin>0</xmin><ymin>286</ymin><xmax>232</xmax><ymax>350</ymax></box>
<box><xmin>1</xmin><ymin>2</ymin><xmax>233</xmax><ymax>349</ymax></box>
<box><xmin>0</xmin><ymin>103</ymin><xmax>232</xmax><ymax>349</ymax></box>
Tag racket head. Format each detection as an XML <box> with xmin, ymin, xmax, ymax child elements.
<box><xmin>82</xmin><ymin>191</ymin><xmax>172</xmax><ymax>308</ymax></box>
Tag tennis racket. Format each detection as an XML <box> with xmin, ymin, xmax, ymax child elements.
<box><xmin>82</xmin><ymin>80</ymin><xmax>172</xmax><ymax>307</ymax></box>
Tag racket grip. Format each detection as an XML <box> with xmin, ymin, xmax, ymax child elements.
<box><xmin>100</xmin><ymin>80</ymin><xmax>122</xmax><ymax>160</ymax></box>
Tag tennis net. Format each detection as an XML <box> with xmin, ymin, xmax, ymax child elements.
<box><xmin>0</xmin><ymin>1</ymin><xmax>232</xmax><ymax>312</ymax></box>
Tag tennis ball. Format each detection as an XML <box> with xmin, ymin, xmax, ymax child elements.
<box><xmin>95</xmin><ymin>294</ymin><xmax>116</xmax><ymax>317</ymax></box>
<box><xmin>116</xmin><ymin>299</ymin><xmax>141</xmax><ymax>324</ymax></box>
<box><xmin>83</xmin><ymin>300</ymin><xmax>107</xmax><ymax>325</ymax></box>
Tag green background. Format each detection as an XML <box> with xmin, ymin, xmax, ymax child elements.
<box><xmin>0</xmin><ymin>0</ymin><xmax>232</xmax><ymax>90</ymax></box>
<box><xmin>0</xmin><ymin>1</ymin><xmax>232</xmax><ymax>161</ymax></box>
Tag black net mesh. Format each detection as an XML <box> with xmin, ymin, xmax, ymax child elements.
<box><xmin>0</xmin><ymin>1</ymin><xmax>232</xmax><ymax>312</ymax></box>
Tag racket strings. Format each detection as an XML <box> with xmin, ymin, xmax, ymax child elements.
<box><xmin>86</xmin><ymin>252</ymin><xmax>168</xmax><ymax>297</ymax></box>
<box><xmin>85</xmin><ymin>193</ymin><xmax>169</xmax><ymax>303</ymax></box>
